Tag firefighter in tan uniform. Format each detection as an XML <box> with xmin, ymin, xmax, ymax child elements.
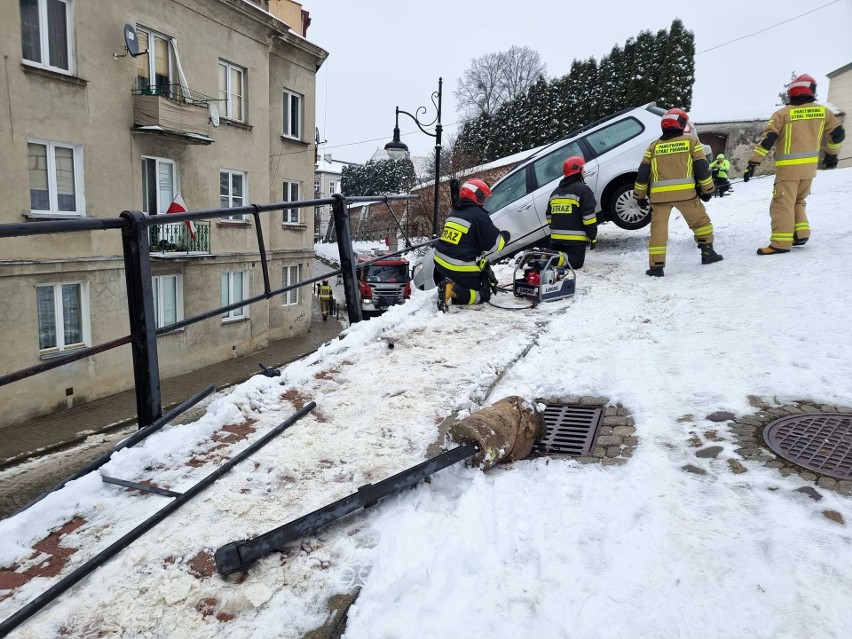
<box><xmin>633</xmin><ymin>108</ymin><xmax>722</xmax><ymax>277</ymax></box>
<box><xmin>744</xmin><ymin>74</ymin><xmax>845</xmax><ymax>255</ymax></box>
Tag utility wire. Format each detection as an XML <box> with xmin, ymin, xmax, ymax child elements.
<box><xmin>697</xmin><ymin>0</ymin><xmax>843</xmax><ymax>54</ymax></box>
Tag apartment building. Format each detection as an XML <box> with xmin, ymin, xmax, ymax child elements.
<box><xmin>313</xmin><ymin>153</ymin><xmax>356</xmax><ymax>241</ymax></box>
<box><xmin>0</xmin><ymin>0</ymin><xmax>327</xmax><ymax>426</ymax></box>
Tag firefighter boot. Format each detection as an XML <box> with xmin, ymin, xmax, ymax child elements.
<box><xmin>793</xmin><ymin>233</ymin><xmax>809</xmax><ymax>247</ymax></box>
<box><xmin>756</xmin><ymin>246</ymin><xmax>790</xmax><ymax>256</ymax></box>
<box><xmin>699</xmin><ymin>243</ymin><xmax>723</xmax><ymax>265</ymax></box>
<box><xmin>645</xmin><ymin>266</ymin><xmax>664</xmax><ymax>277</ymax></box>
<box><xmin>437</xmin><ymin>281</ymin><xmax>456</xmax><ymax>312</ymax></box>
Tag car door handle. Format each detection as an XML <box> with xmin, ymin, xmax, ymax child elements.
<box><xmin>519</xmin><ymin>202</ymin><xmax>533</xmax><ymax>211</ymax></box>
<box><xmin>585</xmin><ymin>170</ymin><xmax>597</xmax><ymax>177</ymax></box>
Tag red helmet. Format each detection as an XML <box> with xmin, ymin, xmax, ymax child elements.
<box><xmin>661</xmin><ymin>108</ymin><xmax>689</xmax><ymax>132</ymax></box>
<box><xmin>459</xmin><ymin>179</ymin><xmax>492</xmax><ymax>205</ymax></box>
<box><xmin>787</xmin><ymin>74</ymin><xmax>816</xmax><ymax>99</ymax></box>
<box><xmin>563</xmin><ymin>156</ymin><xmax>585</xmax><ymax>177</ymax></box>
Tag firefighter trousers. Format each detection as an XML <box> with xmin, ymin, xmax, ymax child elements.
<box><xmin>648</xmin><ymin>197</ymin><xmax>714</xmax><ymax>267</ymax></box>
<box><xmin>768</xmin><ymin>178</ymin><xmax>812</xmax><ymax>250</ymax></box>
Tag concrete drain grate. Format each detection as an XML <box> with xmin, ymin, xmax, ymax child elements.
<box><xmin>763</xmin><ymin>413</ymin><xmax>852</xmax><ymax>480</ymax></box>
<box><xmin>534</xmin><ymin>405</ymin><xmax>602</xmax><ymax>456</ymax></box>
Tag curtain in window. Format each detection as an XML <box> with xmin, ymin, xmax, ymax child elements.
<box><xmin>158</xmin><ymin>162</ymin><xmax>173</xmax><ymax>213</ymax></box>
<box><xmin>37</xmin><ymin>286</ymin><xmax>56</xmax><ymax>350</ymax></box>
<box><xmin>136</xmin><ymin>30</ymin><xmax>150</xmax><ymax>89</ymax></box>
<box><xmin>28</xmin><ymin>143</ymin><xmax>49</xmax><ymax>210</ymax></box>
<box><xmin>55</xmin><ymin>146</ymin><xmax>75</xmax><ymax>211</ymax></box>
<box><xmin>46</xmin><ymin>0</ymin><xmax>68</xmax><ymax>70</ymax></box>
<box><xmin>232</xmin><ymin>173</ymin><xmax>243</xmax><ymax>206</ymax></box>
<box><xmin>230</xmin><ymin>68</ymin><xmax>242</xmax><ymax>119</ymax></box>
<box><xmin>154</xmin><ymin>37</ymin><xmax>169</xmax><ymax>92</ymax></box>
<box><xmin>162</xmin><ymin>277</ymin><xmax>177</xmax><ymax>325</ymax></box>
<box><xmin>20</xmin><ymin>0</ymin><xmax>41</xmax><ymax>63</ymax></box>
<box><xmin>61</xmin><ymin>284</ymin><xmax>81</xmax><ymax>346</ymax></box>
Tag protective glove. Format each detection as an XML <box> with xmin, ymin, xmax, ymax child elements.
<box><xmin>823</xmin><ymin>154</ymin><xmax>838</xmax><ymax>169</ymax></box>
<box><xmin>743</xmin><ymin>162</ymin><xmax>757</xmax><ymax>182</ymax></box>
<box><xmin>699</xmin><ymin>192</ymin><xmax>713</xmax><ymax>202</ymax></box>
<box><xmin>588</xmin><ymin>238</ymin><xmax>597</xmax><ymax>250</ymax></box>
<box><xmin>636</xmin><ymin>197</ymin><xmax>650</xmax><ymax>209</ymax></box>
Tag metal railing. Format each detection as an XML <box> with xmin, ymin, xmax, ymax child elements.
<box><xmin>149</xmin><ymin>220</ymin><xmax>210</xmax><ymax>253</ymax></box>
<box><xmin>0</xmin><ymin>193</ymin><xmax>418</xmax><ymax>429</ymax></box>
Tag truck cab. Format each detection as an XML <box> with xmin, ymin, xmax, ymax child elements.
<box><xmin>357</xmin><ymin>255</ymin><xmax>411</xmax><ymax>317</ymax></box>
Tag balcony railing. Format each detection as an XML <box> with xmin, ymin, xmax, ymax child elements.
<box><xmin>148</xmin><ymin>220</ymin><xmax>210</xmax><ymax>254</ymax></box>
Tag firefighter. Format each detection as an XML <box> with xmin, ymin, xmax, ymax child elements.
<box><xmin>744</xmin><ymin>74</ymin><xmax>845</xmax><ymax>255</ymax></box>
<box><xmin>319</xmin><ymin>278</ymin><xmax>333</xmax><ymax>321</ymax></box>
<box><xmin>709</xmin><ymin>153</ymin><xmax>732</xmax><ymax>197</ymax></box>
<box><xmin>546</xmin><ymin>156</ymin><xmax>597</xmax><ymax>269</ymax></box>
<box><xmin>633</xmin><ymin>107</ymin><xmax>722</xmax><ymax>277</ymax></box>
<box><xmin>433</xmin><ymin>178</ymin><xmax>510</xmax><ymax>309</ymax></box>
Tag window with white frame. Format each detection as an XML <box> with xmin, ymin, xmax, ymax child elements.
<box><xmin>136</xmin><ymin>27</ymin><xmax>174</xmax><ymax>97</ymax></box>
<box><xmin>282</xmin><ymin>89</ymin><xmax>302</xmax><ymax>139</ymax></box>
<box><xmin>329</xmin><ymin>181</ymin><xmax>336</xmax><ymax>195</ymax></box>
<box><xmin>28</xmin><ymin>140</ymin><xmax>83</xmax><ymax>215</ymax></box>
<box><xmin>221</xmin><ymin>270</ymin><xmax>249</xmax><ymax>320</ymax></box>
<box><xmin>220</xmin><ymin>169</ymin><xmax>247</xmax><ymax>221</ymax></box>
<box><xmin>20</xmin><ymin>0</ymin><xmax>73</xmax><ymax>73</ymax></box>
<box><xmin>282</xmin><ymin>264</ymin><xmax>301</xmax><ymax>306</ymax></box>
<box><xmin>313</xmin><ymin>179</ymin><xmax>320</xmax><ymax>196</ymax></box>
<box><xmin>152</xmin><ymin>274</ymin><xmax>183</xmax><ymax>329</ymax></box>
<box><xmin>283</xmin><ymin>180</ymin><xmax>300</xmax><ymax>224</ymax></box>
<box><xmin>36</xmin><ymin>282</ymin><xmax>88</xmax><ymax>353</ymax></box>
<box><xmin>141</xmin><ymin>157</ymin><xmax>176</xmax><ymax>215</ymax></box>
<box><xmin>218</xmin><ymin>60</ymin><xmax>245</xmax><ymax>122</ymax></box>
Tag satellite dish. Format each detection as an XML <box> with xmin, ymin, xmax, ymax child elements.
<box><xmin>209</xmin><ymin>102</ymin><xmax>220</xmax><ymax>127</ymax></box>
<box><xmin>315</xmin><ymin>127</ymin><xmax>321</xmax><ymax>145</ymax></box>
<box><xmin>124</xmin><ymin>24</ymin><xmax>140</xmax><ymax>57</ymax></box>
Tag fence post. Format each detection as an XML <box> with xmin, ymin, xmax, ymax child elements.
<box><xmin>120</xmin><ymin>210</ymin><xmax>163</xmax><ymax>428</ymax></box>
<box><xmin>331</xmin><ymin>194</ymin><xmax>363</xmax><ymax>324</ymax></box>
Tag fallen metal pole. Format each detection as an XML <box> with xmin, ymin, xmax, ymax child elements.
<box><xmin>0</xmin><ymin>402</ymin><xmax>315</xmax><ymax>636</ymax></box>
<box><xmin>7</xmin><ymin>384</ymin><xmax>216</xmax><ymax>518</ymax></box>
<box><xmin>215</xmin><ymin>442</ymin><xmax>478</xmax><ymax>576</ymax></box>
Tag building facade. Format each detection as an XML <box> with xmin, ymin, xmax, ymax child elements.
<box><xmin>827</xmin><ymin>62</ymin><xmax>851</xmax><ymax>169</ymax></box>
<box><xmin>0</xmin><ymin>0</ymin><xmax>327</xmax><ymax>426</ymax></box>
<box><xmin>314</xmin><ymin>153</ymin><xmax>355</xmax><ymax>242</ymax></box>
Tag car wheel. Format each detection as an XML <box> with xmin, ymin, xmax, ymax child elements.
<box><xmin>608</xmin><ymin>184</ymin><xmax>651</xmax><ymax>230</ymax></box>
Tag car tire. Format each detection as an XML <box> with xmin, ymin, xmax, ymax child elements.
<box><xmin>608</xmin><ymin>183</ymin><xmax>652</xmax><ymax>230</ymax></box>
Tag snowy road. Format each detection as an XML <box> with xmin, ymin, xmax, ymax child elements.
<box><xmin>1</xmin><ymin>170</ymin><xmax>851</xmax><ymax>638</ymax></box>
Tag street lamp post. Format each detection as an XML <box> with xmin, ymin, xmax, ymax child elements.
<box><xmin>384</xmin><ymin>78</ymin><xmax>443</xmax><ymax>237</ymax></box>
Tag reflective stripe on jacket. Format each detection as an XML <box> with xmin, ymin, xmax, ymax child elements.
<box><xmin>434</xmin><ymin>200</ymin><xmax>505</xmax><ymax>274</ymax></box>
<box><xmin>319</xmin><ymin>285</ymin><xmax>333</xmax><ymax>300</ymax></box>
<box><xmin>633</xmin><ymin>134</ymin><xmax>713</xmax><ymax>204</ymax></box>
<box><xmin>545</xmin><ymin>175</ymin><xmax>597</xmax><ymax>244</ymax></box>
<box><xmin>749</xmin><ymin>101</ymin><xmax>844</xmax><ymax>180</ymax></box>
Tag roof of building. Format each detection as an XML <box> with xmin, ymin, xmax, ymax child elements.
<box><xmin>827</xmin><ymin>61</ymin><xmax>852</xmax><ymax>78</ymax></box>
<box><xmin>315</xmin><ymin>157</ymin><xmax>358</xmax><ymax>175</ymax></box>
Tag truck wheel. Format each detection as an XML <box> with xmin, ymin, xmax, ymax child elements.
<box><xmin>608</xmin><ymin>183</ymin><xmax>651</xmax><ymax>230</ymax></box>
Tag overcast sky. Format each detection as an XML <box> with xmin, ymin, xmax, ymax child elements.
<box><xmin>305</xmin><ymin>0</ymin><xmax>852</xmax><ymax>165</ymax></box>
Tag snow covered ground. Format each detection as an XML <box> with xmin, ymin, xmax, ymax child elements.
<box><xmin>1</xmin><ymin>169</ymin><xmax>852</xmax><ymax>638</ymax></box>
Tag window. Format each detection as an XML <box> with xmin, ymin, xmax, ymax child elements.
<box><xmin>152</xmin><ymin>275</ymin><xmax>183</xmax><ymax>329</ymax></box>
<box><xmin>329</xmin><ymin>181</ymin><xmax>336</xmax><ymax>195</ymax></box>
<box><xmin>532</xmin><ymin>141</ymin><xmax>582</xmax><ymax>190</ymax></box>
<box><xmin>20</xmin><ymin>0</ymin><xmax>72</xmax><ymax>73</ymax></box>
<box><xmin>221</xmin><ymin>271</ymin><xmax>249</xmax><ymax>320</ymax></box>
<box><xmin>282</xmin><ymin>264</ymin><xmax>301</xmax><ymax>306</ymax></box>
<box><xmin>313</xmin><ymin>179</ymin><xmax>320</xmax><ymax>196</ymax></box>
<box><xmin>136</xmin><ymin>27</ymin><xmax>174</xmax><ymax>97</ymax></box>
<box><xmin>484</xmin><ymin>168</ymin><xmax>530</xmax><ymax>215</ymax></box>
<box><xmin>28</xmin><ymin>140</ymin><xmax>83</xmax><ymax>215</ymax></box>
<box><xmin>218</xmin><ymin>60</ymin><xmax>245</xmax><ymax>121</ymax></box>
<box><xmin>584</xmin><ymin>117</ymin><xmax>644</xmax><ymax>157</ymax></box>
<box><xmin>283</xmin><ymin>180</ymin><xmax>300</xmax><ymax>224</ymax></box>
<box><xmin>142</xmin><ymin>157</ymin><xmax>176</xmax><ymax>214</ymax></box>
<box><xmin>220</xmin><ymin>169</ymin><xmax>247</xmax><ymax>221</ymax></box>
<box><xmin>282</xmin><ymin>89</ymin><xmax>302</xmax><ymax>139</ymax></box>
<box><xmin>36</xmin><ymin>282</ymin><xmax>88</xmax><ymax>353</ymax></box>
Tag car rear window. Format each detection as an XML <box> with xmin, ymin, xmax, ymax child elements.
<box><xmin>584</xmin><ymin>117</ymin><xmax>644</xmax><ymax>157</ymax></box>
<box><xmin>364</xmin><ymin>264</ymin><xmax>407</xmax><ymax>283</ymax></box>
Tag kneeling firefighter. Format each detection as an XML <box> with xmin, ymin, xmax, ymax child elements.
<box><xmin>433</xmin><ymin>178</ymin><xmax>510</xmax><ymax>309</ymax></box>
<box><xmin>547</xmin><ymin>155</ymin><xmax>597</xmax><ymax>269</ymax></box>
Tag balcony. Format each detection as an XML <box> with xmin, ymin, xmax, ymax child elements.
<box><xmin>132</xmin><ymin>84</ymin><xmax>214</xmax><ymax>145</ymax></box>
<box><xmin>149</xmin><ymin>221</ymin><xmax>210</xmax><ymax>256</ymax></box>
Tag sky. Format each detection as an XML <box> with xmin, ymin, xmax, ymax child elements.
<box><xmin>1</xmin><ymin>168</ymin><xmax>852</xmax><ymax>637</ymax></box>
<box><xmin>305</xmin><ymin>0</ymin><xmax>852</xmax><ymax>165</ymax></box>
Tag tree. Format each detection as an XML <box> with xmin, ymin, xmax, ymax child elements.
<box><xmin>340</xmin><ymin>159</ymin><xmax>416</xmax><ymax>197</ymax></box>
<box><xmin>455</xmin><ymin>45</ymin><xmax>547</xmax><ymax>118</ymax></box>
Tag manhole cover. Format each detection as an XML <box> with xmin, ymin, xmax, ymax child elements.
<box><xmin>763</xmin><ymin>413</ymin><xmax>852</xmax><ymax>480</ymax></box>
<box><xmin>534</xmin><ymin>405</ymin><xmax>602</xmax><ymax>456</ymax></box>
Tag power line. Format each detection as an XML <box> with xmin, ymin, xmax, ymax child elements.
<box><xmin>697</xmin><ymin>0</ymin><xmax>843</xmax><ymax>54</ymax></box>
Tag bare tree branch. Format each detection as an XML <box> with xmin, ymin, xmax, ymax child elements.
<box><xmin>455</xmin><ymin>46</ymin><xmax>547</xmax><ymax>118</ymax></box>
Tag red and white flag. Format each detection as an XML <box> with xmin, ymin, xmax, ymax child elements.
<box><xmin>166</xmin><ymin>193</ymin><xmax>196</xmax><ymax>240</ymax></box>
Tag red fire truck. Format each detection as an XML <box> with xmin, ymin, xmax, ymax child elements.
<box><xmin>357</xmin><ymin>255</ymin><xmax>411</xmax><ymax>317</ymax></box>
